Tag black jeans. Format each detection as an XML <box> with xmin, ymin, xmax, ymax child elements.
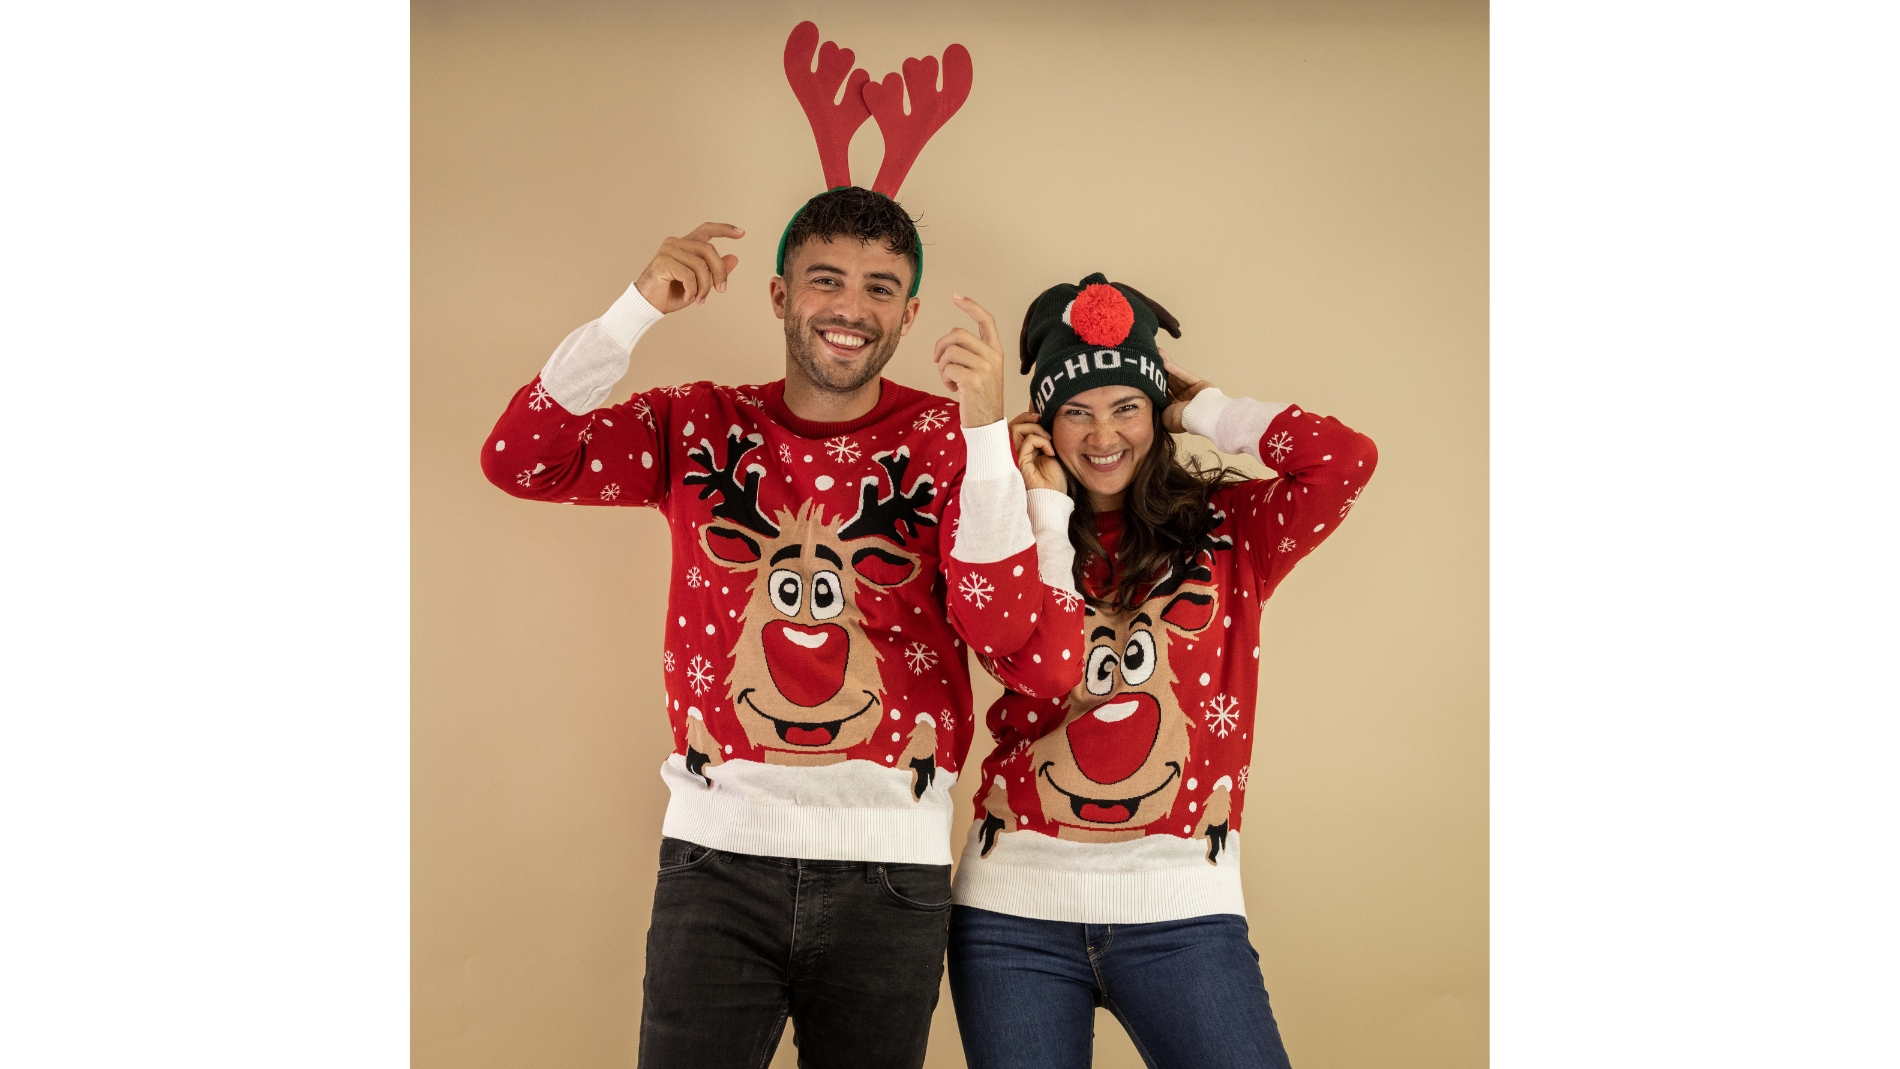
<box><xmin>638</xmin><ymin>837</ymin><xmax>953</xmax><ymax>1069</ymax></box>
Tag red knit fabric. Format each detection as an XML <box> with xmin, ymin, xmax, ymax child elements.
<box><xmin>481</xmin><ymin>377</ymin><xmax>1083</xmax><ymax>788</ymax></box>
<box><xmin>1069</xmin><ymin>283</ymin><xmax>1135</xmax><ymax>347</ymax></box>
<box><xmin>972</xmin><ymin>405</ymin><xmax>1377</xmax><ymax>858</ymax></box>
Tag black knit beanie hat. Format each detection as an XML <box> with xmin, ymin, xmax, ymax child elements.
<box><xmin>1019</xmin><ymin>273</ymin><xmax>1183</xmax><ymax>427</ymax></box>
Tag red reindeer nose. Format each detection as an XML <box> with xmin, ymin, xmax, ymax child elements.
<box><xmin>763</xmin><ymin>621</ymin><xmax>849</xmax><ymax>707</ymax></box>
<box><xmin>1069</xmin><ymin>283</ymin><xmax>1134</xmax><ymax>348</ymax></box>
<box><xmin>1065</xmin><ymin>692</ymin><xmax>1162</xmax><ymax>784</ymax></box>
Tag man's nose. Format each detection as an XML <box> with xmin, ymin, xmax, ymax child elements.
<box><xmin>824</xmin><ymin>287</ymin><xmax>867</xmax><ymax>326</ymax></box>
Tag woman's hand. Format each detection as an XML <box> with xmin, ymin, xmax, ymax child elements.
<box><xmin>1010</xmin><ymin>409</ymin><xmax>1068</xmax><ymax>494</ymax></box>
<box><xmin>1159</xmin><ymin>349</ymin><xmax>1213</xmax><ymax>434</ymax></box>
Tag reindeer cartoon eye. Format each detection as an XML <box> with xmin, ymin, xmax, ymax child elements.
<box><xmin>1121</xmin><ymin>631</ymin><xmax>1157</xmax><ymax>686</ymax></box>
<box><xmin>809</xmin><ymin>570</ymin><xmax>844</xmax><ymax>620</ymax></box>
<box><xmin>1085</xmin><ymin>644</ymin><xmax>1119</xmax><ymax>696</ymax></box>
<box><xmin>768</xmin><ymin>569</ymin><xmax>803</xmax><ymax>617</ymax></box>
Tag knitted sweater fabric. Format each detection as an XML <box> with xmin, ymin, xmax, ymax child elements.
<box><xmin>481</xmin><ymin>283</ymin><xmax>1085</xmax><ymax>865</ymax></box>
<box><xmin>951</xmin><ymin>389</ymin><xmax>1378</xmax><ymax>921</ymax></box>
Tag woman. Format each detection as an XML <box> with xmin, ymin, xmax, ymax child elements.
<box><xmin>948</xmin><ymin>273</ymin><xmax>1378</xmax><ymax>1068</ymax></box>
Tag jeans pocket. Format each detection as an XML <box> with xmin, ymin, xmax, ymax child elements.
<box><xmin>877</xmin><ymin>863</ymin><xmax>953</xmax><ymax>911</ymax></box>
<box><xmin>656</xmin><ymin>837</ymin><xmax>718</xmax><ymax>877</ymax></box>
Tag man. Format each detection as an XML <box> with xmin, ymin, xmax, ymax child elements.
<box><xmin>480</xmin><ymin>186</ymin><xmax>1083</xmax><ymax>1068</ymax></box>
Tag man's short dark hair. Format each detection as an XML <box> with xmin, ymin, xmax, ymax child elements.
<box><xmin>779</xmin><ymin>186</ymin><xmax>922</xmax><ymax>290</ymax></box>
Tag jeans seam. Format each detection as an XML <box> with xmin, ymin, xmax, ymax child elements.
<box><xmin>754</xmin><ymin>1009</ymin><xmax>789</xmax><ymax>1069</ymax></box>
<box><xmin>1101</xmin><ymin>992</ymin><xmax>1159</xmax><ymax>1069</ymax></box>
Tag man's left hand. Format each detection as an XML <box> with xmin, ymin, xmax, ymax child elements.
<box><xmin>933</xmin><ymin>295</ymin><xmax>1006</xmax><ymax>427</ymax></box>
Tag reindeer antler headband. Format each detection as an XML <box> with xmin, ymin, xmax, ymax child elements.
<box><xmin>776</xmin><ymin>21</ymin><xmax>974</xmax><ymax>298</ymax></box>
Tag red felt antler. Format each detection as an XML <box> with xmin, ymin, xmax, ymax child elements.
<box><xmin>783</xmin><ymin>21</ymin><xmax>871</xmax><ymax>190</ymax></box>
<box><xmin>862</xmin><ymin>44</ymin><xmax>973</xmax><ymax>197</ymax></box>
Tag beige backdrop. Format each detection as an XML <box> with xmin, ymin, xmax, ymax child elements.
<box><xmin>413</xmin><ymin>1</ymin><xmax>1487</xmax><ymax>1066</ymax></box>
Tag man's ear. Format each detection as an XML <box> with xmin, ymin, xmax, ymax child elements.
<box><xmin>898</xmin><ymin>295</ymin><xmax>921</xmax><ymax>337</ymax></box>
<box><xmin>769</xmin><ymin>275</ymin><xmax>789</xmax><ymax>320</ymax></box>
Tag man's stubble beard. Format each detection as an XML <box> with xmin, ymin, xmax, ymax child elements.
<box><xmin>784</xmin><ymin>311</ymin><xmax>901</xmax><ymax>395</ymax></box>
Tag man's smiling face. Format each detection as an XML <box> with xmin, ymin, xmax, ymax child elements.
<box><xmin>772</xmin><ymin>236</ymin><xmax>921</xmax><ymax>394</ymax></box>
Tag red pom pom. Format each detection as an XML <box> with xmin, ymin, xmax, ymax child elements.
<box><xmin>1069</xmin><ymin>283</ymin><xmax>1134</xmax><ymax>348</ymax></box>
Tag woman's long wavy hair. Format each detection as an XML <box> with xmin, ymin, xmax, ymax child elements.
<box><xmin>1020</xmin><ymin>284</ymin><xmax>1247</xmax><ymax>611</ymax></box>
<box><xmin>1065</xmin><ymin>407</ymin><xmax>1247</xmax><ymax>612</ymax></box>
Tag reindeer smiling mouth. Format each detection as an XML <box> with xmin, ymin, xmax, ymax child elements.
<box><xmin>737</xmin><ymin>687</ymin><xmax>879</xmax><ymax>747</ymax></box>
<box><xmin>1037</xmin><ymin>761</ymin><xmax>1182</xmax><ymax>824</ymax></box>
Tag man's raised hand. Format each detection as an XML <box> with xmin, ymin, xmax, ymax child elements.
<box><xmin>933</xmin><ymin>294</ymin><xmax>1006</xmax><ymax>427</ymax></box>
<box><xmin>634</xmin><ymin>223</ymin><xmax>744</xmax><ymax>314</ymax></box>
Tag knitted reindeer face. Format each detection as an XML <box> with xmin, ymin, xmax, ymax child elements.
<box><xmin>688</xmin><ymin>427</ymin><xmax>936</xmax><ymax>769</ymax></box>
<box><xmin>701</xmin><ymin>501</ymin><xmax>918</xmax><ymax>761</ymax></box>
<box><xmin>1030</xmin><ymin>558</ymin><xmax>1221</xmax><ymax>838</ymax></box>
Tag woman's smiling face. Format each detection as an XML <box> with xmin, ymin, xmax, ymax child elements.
<box><xmin>1050</xmin><ymin>386</ymin><xmax>1155</xmax><ymax>511</ymax></box>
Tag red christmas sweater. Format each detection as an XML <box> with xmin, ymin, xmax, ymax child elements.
<box><xmin>951</xmin><ymin>389</ymin><xmax>1377</xmax><ymax>921</ymax></box>
<box><xmin>481</xmin><ymin>283</ymin><xmax>1084</xmax><ymax>864</ymax></box>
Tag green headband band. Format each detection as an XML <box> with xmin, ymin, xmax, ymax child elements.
<box><xmin>774</xmin><ymin>189</ymin><xmax>924</xmax><ymax>299</ymax></box>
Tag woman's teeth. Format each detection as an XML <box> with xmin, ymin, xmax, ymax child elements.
<box><xmin>821</xmin><ymin>330</ymin><xmax>867</xmax><ymax>350</ymax></box>
<box><xmin>1086</xmin><ymin>451</ymin><xmax>1127</xmax><ymax>468</ymax></box>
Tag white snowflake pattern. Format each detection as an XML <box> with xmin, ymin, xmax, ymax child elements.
<box><xmin>657</xmin><ymin>384</ymin><xmax>693</xmax><ymax>398</ymax></box>
<box><xmin>959</xmin><ymin>573</ymin><xmax>994</xmax><ymax>609</ymax></box>
<box><xmin>938</xmin><ymin>710</ymin><xmax>956</xmax><ymax>733</ymax></box>
<box><xmin>1006</xmin><ymin>738</ymin><xmax>1033</xmax><ymax>762</ymax></box>
<box><xmin>1339</xmin><ymin>486</ymin><xmax>1363</xmax><ymax>518</ymax></box>
<box><xmin>686</xmin><ymin>654</ymin><xmax>715</xmax><ymax>695</ymax></box>
<box><xmin>825</xmin><ymin>435</ymin><xmax>861</xmax><ymax>463</ymax></box>
<box><xmin>912</xmin><ymin>408</ymin><xmax>950</xmax><ymax>432</ymax></box>
<box><xmin>778</xmin><ymin>442</ymin><xmax>794</xmax><ymax>465</ymax></box>
<box><xmin>1277</xmin><ymin>537</ymin><xmax>1297</xmax><ymax>554</ymax></box>
<box><xmin>1237</xmin><ymin>765</ymin><xmax>1250</xmax><ymax>790</ymax></box>
<box><xmin>576</xmin><ymin>419</ymin><xmax>594</xmax><ymax>443</ymax></box>
<box><xmin>685</xmin><ymin>566</ymin><xmax>704</xmax><ymax>588</ymax></box>
<box><xmin>600</xmin><ymin>483</ymin><xmax>621</xmax><ymax>501</ymax></box>
<box><xmin>515</xmin><ymin>469</ymin><xmax>535</xmax><ymax>488</ymax></box>
<box><xmin>1204</xmin><ymin>694</ymin><xmax>1241</xmax><ymax>738</ymax></box>
<box><xmin>630</xmin><ymin>398</ymin><xmax>656</xmax><ymax>430</ymax></box>
<box><xmin>951</xmin><ymin>515</ymin><xmax>962</xmax><ymax>536</ymax></box>
<box><xmin>1264</xmin><ymin>430</ymin><xmax>1294</xmax><ymax>464</ymax></box>
<box><xmin>1050</xmin><ymin>587</ymin><xmax>1083</xmax><ymax>614</ymax></box>
<box><xmin>662</xmin><ymin>650</ymin><xmax>675</xmax><ymax>672</ymax></box>
<box><xmin>528</xmin><ymin>382</ymin><xmax>555</xmax><ymax>411</ymax></box>
<box><xmin>904</xmin><ymin>641</ymin><xmax>939</xmax><ymax>674</ymax></box>
<box><xmin>735</xmin><ymin>391</ymin><xmax>764</xmax><ymax>408</ymax></box>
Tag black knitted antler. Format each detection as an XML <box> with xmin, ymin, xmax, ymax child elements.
<box><xmin>839</xmin><ymin>447</ymin><xmax>937</xmax><ymax>544</ymax></box>
<box><xmin>683</xmin><ymin>425</ymin><xmax>779</xmax><ymax>537</ymax></box>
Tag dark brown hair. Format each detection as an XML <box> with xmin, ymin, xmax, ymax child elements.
<box><xmin>782</xmin><ymin>186</ymin><xmax>921</xmax><ymax>282</ymax></box>
<box><xmin>1067</xmin><ymin>403</ymin><xmax>1248</xmax><ymax>612</ymax></box>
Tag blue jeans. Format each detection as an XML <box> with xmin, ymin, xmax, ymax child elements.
<box><xmin>947</xmin><ymin>905</ymin><xmax>1293</xmax><ymax>1069</ymax></box>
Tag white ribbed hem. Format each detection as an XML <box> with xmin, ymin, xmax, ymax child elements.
<box><xmin>950</xmin><ymin>421</ymin><xmax>1034</xmax><ymax>565</ymax></box>
<box><xmin>1180</xmin><ymin>388</ymin><xmax>1289</xmax><ymax>463</ymax></box>
<box><xmin>1026</xmin><ymin>488</ymin><xmax>1078</xmax><ymax>593</ymax></box>
<box><xmin>951</xmin><ymin>824</ymin><xmax>1246</xmax><ymax>923</ymax></box>
<box><xmin>658</xmin><ymin>754</ymin><xmax>958</xmax><ymax>864</ymax></box>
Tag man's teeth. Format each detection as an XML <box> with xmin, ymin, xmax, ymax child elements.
<box><xmin>822</xmin><ymin>330</ymin><xmax>867</xmax><ymax>350</ymax></box>
<box><xmin>1086</xmin><ymin>451</ymin><xmax>1126</xmax><ymax>468</ymax></box>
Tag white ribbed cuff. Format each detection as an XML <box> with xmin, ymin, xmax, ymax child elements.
<box><xmin>951</xmin><ymin>421</ymin><xmax>1035</xmax><ymax>564</ymax></box>
<box><xmin>599</xmin><ymin>280</ymin><xmax>664</xmax><ymax>350</ymax></box>
<box><xmin>1026</xmin><ymin>488</ymin><xmax>1078</xmax><ymax>594</ymax></box>
<box><xmin>537</xmin><ymin>282</ymin><xmax>666</xmax><ymax>414</ymax></box>
<box><xmin>1180</xmin><ymin>388</ymin><xmax>1290</xmax><ymax>463</ymax></box>
<box><xmin>959</xmin><ymin>420</ymin><xmax>1016</xmax><ymax>482</ymax></box>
